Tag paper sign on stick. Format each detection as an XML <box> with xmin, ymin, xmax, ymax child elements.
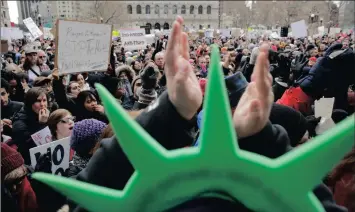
<box><xmin>56</xmin><ymin>20</ymin><xmax>112</xmax><ymax>74</ymax></box>
<box><xmin>30</xmin><ymin>137</ymin><xmax>70</xmax><ymax>176</ymax></box>
<box><xmin>120</xmin><ymin>29</ymin><xmax>147</xmax><ymax>51</ymax></box>
<box><xmin>315</xmin><ymin>97</ymin><xmax>334</xmax><ymax>119</ymax></box>
<box><xmin>290</xmin><ymin>20</ymin><xmax>307</xmax><ymax>38</ymax></box>
<box><xmin>23</xmin><ymin>17</ymin><xmax>43</xmax><ymax>39</ymax></box>
<box><xmin>31</xmin><ymin>126</ymin><xmax>52</xmax><ymax>146</ymax></box>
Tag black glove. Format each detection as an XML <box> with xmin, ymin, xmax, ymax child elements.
<box><xmin>277</xmin><ymin>53</ymin><xmax>291</xmax><ymax>80</ymax></box>
<box><xmin>305</xmin><ymin>116</ymin><xmax>322</xmax><ymax>138</ymax></box>
<box><xmin>35</xmin><ymin>149</ymin><xmax>52</xmax><ymax>173</ymax></box>
<box><xmin>140</xmin><ymin>63</ymin><xmax>159</xmax><ymax>90</ymax></box>
<box><xmin>291</xmin><ymin>53</ymin><xmax>308</xmax><ymax>78</ymax></box>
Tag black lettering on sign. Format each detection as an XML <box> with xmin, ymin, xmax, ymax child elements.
<box><xmin>52</xmin><ymin>144</ymin><xmax>64</xmax><ymax>166</ymax></box>
<box><xmin>34</xmin><ymin>147</ymin><xmax>51</xmax><ymax>163</ymax></box>
<box><xmin>54</xmin><ymin>168</ymin><xmax>65</xmax><ymax>176</ymax></box>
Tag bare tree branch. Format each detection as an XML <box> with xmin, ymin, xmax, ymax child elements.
<box><xmin>105</xmin><ymin>10</ymin><xmax>117</xmax><ymax>23</ymax></box>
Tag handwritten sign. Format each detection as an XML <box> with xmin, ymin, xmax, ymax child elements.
<box><xmin>29</xmin><ymin>137</ymin><xmax>70</xmax><ymax>176</ymax></box>
<box><xmin>57</xmin><ymin>20</ymin><xmax>112</xmax><ymax>74</ymax></box>
<box><xmin>1</xmin><ymin>27</ymin><xmax>24</xmax><ymax>40</ymax></box>
<box><xmin>31</xmin><ymin>126</ymin><xmax>52</xmax><ymax>146</ymax></box>
<box><xmin>290</xmin><ymin>20</ymin><xmax>307</xmax><ymax>38</ymax></box>
<box><xmin>120</xmin><ymin>29</ymin><xmax>146</xmax><ymax>51</ymax></box>
<box><xmin>329</xmin><ymin>27</ymin><xmax>341</xmax><ymax>37</ymax></box>
<box><xmin>23</xmin><ymin>17</ymin><xmax>43</xmax><ymax>39</ymax></box>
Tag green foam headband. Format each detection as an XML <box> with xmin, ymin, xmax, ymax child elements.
<box><xmin>32</xmin><ymin>46</ymin><xmax>354</xmax><ymax>212</ymax></box>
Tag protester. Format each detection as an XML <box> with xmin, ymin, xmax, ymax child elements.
<box><xmin>68</xmin><ymin>119</ymin><xmax>107</xmax><ymax>177</ymax></box>
<box><xmin>47</xmin><ymin>109</ymin><xmax>74</xmax><ymax>141</ymax></box>
<box><xmin>1</xmin><ymin>143</ymin><xmax>37</xmax><ymax>212</ymax></box>
<box><xmin>12</xmin><ymin>87</ymin><xmax>50</xmax><ymax>164</ymax></box>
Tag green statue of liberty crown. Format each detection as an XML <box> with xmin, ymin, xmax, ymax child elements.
<box><xmin>32</xmin><ymin>46</ymin><xmax>354</xmax><ymax>212</ymax></box>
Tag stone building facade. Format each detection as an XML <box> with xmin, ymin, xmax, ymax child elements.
<box><xmin>116</xmin><ymin>1</ymin><xmax>219</xmax><ymax>30</ymax></box>
<box><xmin>1</xmin><ymin>0</ymin><xmax>11</xmax><ymax>27</ymax></box>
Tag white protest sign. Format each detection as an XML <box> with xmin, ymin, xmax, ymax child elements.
<box><xmin>145</xmin><ymin>34</ymin><xmax>155</xmax><ymax>45</ymax></box>
<box><xmin>204</xmin><ymin>29</ymin><xmax>214</xmax><ymax>38</ymax></box>
<box><xmin>220</xmin><ymin>29</ymin><xmax>231</xmax><ymax>38</ymax></box>
<box><xmin>23</xmin><ymin>17</ymin><xmax>43</xmax><ymax>39</ymax></box>
<box><xmin>315</xmin><ymin>97</ymin><xmax>334</xmax><ymax>119</ymax></box>
<box><xmin>29</xmin><ymin>137</ymin><xmax>70</xmax><ymax>176</ymax></box>
<box><xmin>290</xmin><ymin>20</ymin><xmax>307</xmax><ymax>38</ymax></box>
<box><xmin>120</xmin><ymin>29</ymin><xmax>147</xmax><ymax>51</ymax></box>
<box><xmin>318</xmin><ymin>26</ymin><xmax>325</xmax><ymax>36</ymax></box>
<box><xmin>316</xmin><ymin>117</ymin><xmax>336</xmax><ymax>135</ymax></box>
<box><xmin>329</xmin><ymin>27</ymin><xmax>341</xmax><ymax>36</ymax></box>
<box><xmin>31</xmin><ymin>126</ymin><xmax>53</xmax><ymax>146</ymax></box>
<box><xmin>1</xmin><ymin>27</ymin><xmax>24</xmax><ymax>40</ymax></box>
<box><xmin>57</xmin><ymin>20</ymin><xmax>112</xmax><ymax>74</ymax></box>
<box><xmin>43</xmin><ymin>27</ymin><xmax>54</xmax><ymax>39</ymax></box>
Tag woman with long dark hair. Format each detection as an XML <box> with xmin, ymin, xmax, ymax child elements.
<box><xmin>12</xmin><ymin>87</ymin><xmax>50</xmax><ymax>164</ymax></box>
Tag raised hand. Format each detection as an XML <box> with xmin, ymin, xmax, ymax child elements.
<box><xmin>165</xmin><ymin>16</ymin><xmax>202</xmax><ymax>120</ymax></box>
<box><xmin>291</xmin><ymin>53</ymin><xmax>308</xmax><ymax>76</ymax></box>
<box><xmin>233</xmin><ymin>44</ymin><xmax>274</xmax><ymax>138</ymax></box>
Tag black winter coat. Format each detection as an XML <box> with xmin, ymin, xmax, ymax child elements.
<box><xmin>12</xmin><ymin>107</ymin><xmax>47</xmax><ymax>164</ymax></box>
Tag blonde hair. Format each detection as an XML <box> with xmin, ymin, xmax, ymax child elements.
<box><xmin>4</xmin><ymin>165</ymin><xmax>27</xmax><ymax>182</ymax></box>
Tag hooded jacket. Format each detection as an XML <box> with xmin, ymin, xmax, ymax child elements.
<box><xmin>71</xmin><ymin>91</ymin><xmax>344</xmax><ymax>212</ymax></box>
<box><xmin>12</xmin><ymin>107</ymin><xmax>47</xmax><ymax>164</ymax></box>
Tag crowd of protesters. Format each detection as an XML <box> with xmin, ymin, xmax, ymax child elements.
<box><xmin>1</xmin><ymin>16</ymin><xmax>355</xmax><ymax>212</ymax></box>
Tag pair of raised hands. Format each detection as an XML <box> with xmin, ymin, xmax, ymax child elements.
<box><xmin>165</xmin><ymin>17</ymin><xmax>273</xmax><ymax>138</ymax></box>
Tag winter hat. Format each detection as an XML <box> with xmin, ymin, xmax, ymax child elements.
<box><xmin>70</xmin><ymin>119</ymin><xmax>107</xmax><ymax>156</ymax></box>
<box><xmin>309</xmin><ymin>57</ymin><xmax>317</xmax><ymax>62</ymax></box>
<box><xmin>126</xmin><ymin>57</ymin><xmax>135</xmax><ymax>66</ymax></box>
<box><xmin>225</xmin><ymin>72</ymin><xmax>249</xmax><ymax>108</ymax></box>
<box><xmin>1</xmin><ymin>143</ymin><xmax>24</xmax><ymax>179</ymax></box>
<box><xmin>137</xmin><ymin>87</ymin><xmax>158</xmax><ymax>106</ymax></box>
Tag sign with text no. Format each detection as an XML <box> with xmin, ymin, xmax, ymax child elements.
<box><xmin>29</xmin><ymin>137</ymin><xmax>70</xmax><ymax>176</ymax></box>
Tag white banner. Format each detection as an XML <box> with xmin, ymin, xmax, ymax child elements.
<box><xmin>23</xmin><ymin>17</ymin><xmax>43</xmax><ymax>39</ymax></box>
<box><xmin>318</xmin><ymin>26</ymin><xmax>325</xmax><ymax>36</ymax></box>
<box><xmin>57</xmin><ymin>20</ymin><xmax>112</xmax><ymax>74</ymax></box>
<box><xmin>120</xmin><ymin>28</ymin><xmax>147</xmax><ymax>51</ymax></box>
<box><xmin>29</xmin><ymin>137</ymin><xmax>70</xmax><ymax>176</ymax></box>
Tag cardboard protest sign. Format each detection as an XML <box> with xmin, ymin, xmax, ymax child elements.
<box><xmin>290</xmin><ymin>20</ymin><xmax>307</xmax><ymax>38</ymax></box>
<box><xmin>23</xmin><ymin>17</ymin><xmax>43</xmax><ymax>39</ymax></box>
<box><xmin>220</xmin><ymin>29</ymin><xmax>231</xmax><ymax>38</ymax></box>
<box><xmin>204</xmin><ymin>29</ymin><xmax>214</xmax><ymax>38</ymax></box>
<box><xmin>56</xmin><ymin>20</ymin><xmax>112</xmax><ymax>74</ymax></box>
<box><xmin>120</xmin><ymin>29</ymin><xmax>146</xmax><ymax>51</ymax></box>
<box><xmin>231</xmin><ymin>28</ymin><xmax>241</xmax><ymax>37</ymax></box>
<box><xmin>31</xmin><ymin>126</ymin><xmax>53</xmax><ymax>146</ymax></box>
<box><xmin>30</xmin><ymin>137</ymin><xmax>70</xmax><ymax>176</ymax></box>
<box><xmin>1</xmin><ymin>40</ymin><xmax>9</xmax><ymax>53</ymax></box>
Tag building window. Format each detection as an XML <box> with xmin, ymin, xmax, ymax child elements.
<box><xmin>190</xmin><ymin>5</ymin><xmax>194</xmax><ymax>14</ymax></box>
<box><xmin>198</xmin><ymin>5</ymin><xmax>203</xmax><ymax>14</ymax></box>
<box><xmin>207</xmin><ymin>5</ymin><xmax>211</xmax><ymax>14</ymax></box>
<box><xmin>137</xmin><ymin>5</ymin><xmax>141</xmax><ymax>14</ymax></box>
<box><xmin>155</xmin><ymin>5</ymin><xmax>159</xmax><ymax>14</ymax></box>
<box><xmin>172</xmin><ymin>5</ymin><xmax>177</xmax><ymax>14</ymax></box>
<box><xmin>127</xmin><ymin>5</ymin><xmax>132</xmax><ymax>14</ymax></box>
<box><xmin>3</xmin><ymin>11</ymin><xmax>6</xmax><ymax>18</ymax></box>
<box><xmin>164</xmin><ymin>5</ymin><xmax>168</xmax><ymax>14</ymax></box>
<box><xmin>181</xmin><ymin>5</ymin><xmax>186</xmax><ymax>14</ymax></box>
<box><xmin>146</xmin><ymin>5</ymin><xmax>150</xmax><ymax>14</ymax></box>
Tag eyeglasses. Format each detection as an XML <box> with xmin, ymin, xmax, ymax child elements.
<box><xmin>60</xmin><ymin>116</ymin><xmax>76</xmax><ymax>124</ymax></box>
<box><xmin>1</xmin><ymin>92</ymin><xmax>6</xmax><ymax>96</ymax></box>
<box><xmin>39</xmin><ymin>56</ymin><xmax>46</xmax><ymax>59</ymax></box>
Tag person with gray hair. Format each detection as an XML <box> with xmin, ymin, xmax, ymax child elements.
<box><xmin>154</xmin><ymin>52</ymin><xmax>165</xmax><ymax>72</ymax></box>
